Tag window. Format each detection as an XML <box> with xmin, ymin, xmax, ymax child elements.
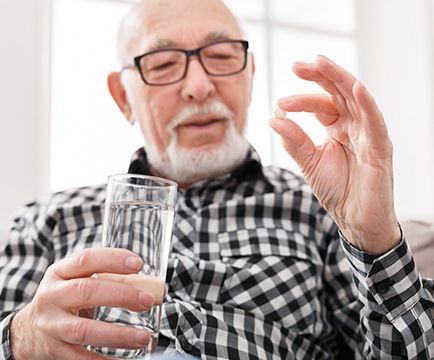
<box><xmin>51</xmin><ymin>0</ymin><xmax>141</xmax><ymax>191</ymax></box>
<box><xmin>223</xmin><ymin>0</ymin><xmax>356</xmax><ymax>171</ymax></box>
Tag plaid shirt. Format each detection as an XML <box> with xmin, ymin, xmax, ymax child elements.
<box><xmin>1</xmin><ymin>148</ymin><xmax>433</xmax><ymax>359</ymax></box>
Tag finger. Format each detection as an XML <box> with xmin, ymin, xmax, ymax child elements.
<box><xmin>55</xmin><ymin>276</ymin><xmax>156</xmax><ymax>311</ymax></box>
<box><xmin>58</xmin><ymin>315</ymin><xmax>150</xmax><ymax>349</ymax></box>
<box><xmin>53</xmin><ymin>248</ymin><xmax>143</xmax><ymax>280</ymax></box>
<box><xmin>291</xmin><ymin>60</ymin><xmax>341</xmax><ymax>95</ymax></box>
<box><xmin>269</xmin><ymin>117</ymin><xmax>317</xmax><ymax>170</ymax></box>
<box><xmin>277</xmin><ymin>93</ymin><xmax>340</xmax><ymax>126</ymax></box>
<box><xmin>44</xmin><ymin>344</ymin><xmax>107</xmax><ymax>360</ymax></box>
<box><xmin>37</xmin><ymin>340</ymin><xmax>109</xmax><ymax>360</ymax></box>
<box><xmin>316</xmin><ymin>55</ymin><xmax>359</xmax><ymax>100</ymax></box>
<box><xmin>353</xmin><ymin>81</ymin><xmax>391</xmax><ymax>153</ymax></box>
<box><xmin>291</xmin><ymin>58</ymin><xmax>364</xmax><ymax>126</ymax></box>
<box><xmin>97</xmin><ymin>273</ymin><xmax>165</xmax><ymax>305</ymax></box>
<box><xmin>293</xmin><ymin>55</ymin><xmax>359</xmax><ymax>103</ymax></box>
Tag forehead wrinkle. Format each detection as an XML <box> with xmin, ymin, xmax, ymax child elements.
<box><xmin>147</xmin><ymin>31</ymin><xmax>237</xmax><ymax>52</ymax></box>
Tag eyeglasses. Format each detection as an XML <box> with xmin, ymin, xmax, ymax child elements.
<box><xmin>122</xmin><ymin>39</ymin><xmax>249</xmax><ymax>86</ymax></box>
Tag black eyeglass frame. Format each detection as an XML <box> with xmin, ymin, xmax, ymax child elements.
<box><xmin>122</xmin><ymin>39</ymin><xmax>249</xmax><ymax>86</ymax></box>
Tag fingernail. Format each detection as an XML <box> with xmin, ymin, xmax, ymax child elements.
<box><xmin>135</xmin><ymin>330</ymin><xmax>150</xmax><ymax>345</ymax></box>
<box><xmin>277</xmin><ymin>97</ymin><xmax>291</xmax><ymax>105</ymax></box>
<box><xmin>139</xmin><ymin>291</ymin><xmax>155</xmax><ymax>307</ymax></box>
<box><xmin>125</xmin><ymin>256</ymin><xmax>142</xmax><ymax>270</ymax></box>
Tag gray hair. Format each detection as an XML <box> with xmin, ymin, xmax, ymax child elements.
<box><xmin>116</xmin><ymin>1</ymin><xmax>145</xmax><ymax>66</ymax></box>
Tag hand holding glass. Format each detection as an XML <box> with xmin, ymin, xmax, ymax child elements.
<box><xmin>92</xmin><ymin>174</ymin><xmax>177</xmax><ymax>359</ymax></box>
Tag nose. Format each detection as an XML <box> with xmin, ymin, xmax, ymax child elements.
<box><xmin>180</xmin><ymin>57</ymin><xmax>216</xmax><ymax>101</ymax></box>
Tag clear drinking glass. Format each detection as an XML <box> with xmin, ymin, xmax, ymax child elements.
<box><xmin>92</xmin><ymin>174</ymin><xmax>177</xmax><ymax>359</ymax></box>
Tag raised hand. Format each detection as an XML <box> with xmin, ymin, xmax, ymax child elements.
<box><xmin>10</xmin><ymin>248</ymin><xmax>155</xmax><ymax>359</ymax></box>
<box><xmin>270</xmin><ymin>55</ymin><xmax>401</xmax><ymax>254</ymax></box>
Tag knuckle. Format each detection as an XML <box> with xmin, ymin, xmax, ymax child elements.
<box><xmin>70</xmin><ymin>320</ymin><xmax>91</xmax><ymax>343</ymax></box>
<box><xmin>70</xmin><ymin>249</ymin><xmax>92</xmax><ymax>268</ymax></box>
<box><xmin>74</xmin><ymin>278</ymin><xmax>95</xmax><ymax>304</ymax></box>
<box><xmin>118</xmin><ymin>283</ymin><xmax>134</xmax><ymax>300</ymax></box>
<box><xmin>44</xmin><ymin>262</ymin><xmax>56</xmax><ymax>277</ymax></box>
<box><xmin>42</xmin><ymin>341</ymin><xmax>58</xmax><ymax>359</ymax></box>
<box><xmin>31</xmin><ymin>293</ymin><xmax>54</xmax><ymax>323</ymax></box>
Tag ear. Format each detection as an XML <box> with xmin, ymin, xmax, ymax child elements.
<box><xmin>107</xmin><ymin>71</ymin><xmax>134</xmax><ymax>125</ymax></box>
<box><xmin>247</xmin><ymin>52</ymin><xmax>255</xmax><ymax>104</ymax></box>
<box><xmin>249</xmin><ymin>52</ymin><xmax>256</xmax><ymax>76</ymax></box>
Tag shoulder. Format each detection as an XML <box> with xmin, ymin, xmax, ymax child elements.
<box><xmin>12</xmin><ymin>184</ymin><xmax>106</xmax><ymax>240</ymax></box>
<box><xmin>21</xmin><ymin>183</ymin><xmax>106</xmax><ymax>211</ymax></box>
<box><xmin>401</xmin><ymin>220</ymin><xmax>434</xmax><ymax>278</ymax></box>
<box><xmin>46</xmin><ymin>183</ymin><xmax>107</xmax><ymax>206</ymax></box>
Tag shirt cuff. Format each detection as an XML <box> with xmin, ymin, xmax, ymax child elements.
<box><xmin>0</xmin><ymin>313</ymin><xmax>15</xmax><ymax>360</ymax></box>
<box><xmin>339</xmin><ymin>230</ymin><xmax>423</xmax><ymax>321</ymax></box>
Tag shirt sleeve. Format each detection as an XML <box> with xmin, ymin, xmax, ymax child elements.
<box><xmin>0</xmin><ymin>201</ymin><xmax>54</xmax><ymax>359</ymax></box>
<box><xmin>340</xmin><ymin>232</ymin><xmax>434</xmax><ymax>359</ymax></box>
<box><xmin>0</xmin><ymin>314</ymin><xmax>14</xmax><ymax>360</ymax></box>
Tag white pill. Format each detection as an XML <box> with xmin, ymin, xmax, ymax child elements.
<box><xmin>274</xmin><ymin>108</ymin><xmax>286</xmax><ymax>119</ymax></box>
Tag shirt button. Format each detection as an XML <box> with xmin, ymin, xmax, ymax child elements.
<box><xmin>376</xmin><ymin>281</ymin><xmax>391</xmax><ymax>294</ymax></box>
<box><xmin>181</xmin><ymin>340</ymin><xmax>193</xmax><ymax>353</ymax></box>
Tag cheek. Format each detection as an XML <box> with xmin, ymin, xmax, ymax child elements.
<box><xmin>123</xmin><ymin>78</ymin><xmax>177</xmax><ymax>153</ymax></box>
<box><xmin>223</xmin><ymin>87</ymin><xmax>250</xmax><ymax>133</ymax></box>
<box><xmin>138</xmin><ymin>98</ymin><xmax>174</xmax><ymax>150</ymax></box>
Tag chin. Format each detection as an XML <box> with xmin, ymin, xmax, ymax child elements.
<box><xmin>147</xmin><ymin>108</ymin><xmax>250</xmax><ymax>184</ymax></box>
<box><xmin>148</xmin><ymin>135</ymin><xmax>250</xmax><ymax>185</ymax></box>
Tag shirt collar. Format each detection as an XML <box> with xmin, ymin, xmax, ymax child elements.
<box><xmin>127</xmin><ymin>146</ymin><xmax>267</xmax><ymax>186</ymax></box>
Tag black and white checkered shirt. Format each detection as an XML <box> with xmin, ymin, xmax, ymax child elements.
<box><xmin>1</xmin><ymin>148</ymin><xmax>433</xmax><ymax>359</ymax></box>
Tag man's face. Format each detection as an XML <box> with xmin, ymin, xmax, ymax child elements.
<box><xmin>118</xmin><ymin>0</ymin><xmax>254</xmax><ymax>183</ymax></box>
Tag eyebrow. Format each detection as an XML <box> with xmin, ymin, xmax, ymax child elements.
<box><xmin>149</xmin><ymin>32</ymin><xmax>235</xmax><ymax>52</ymax></box>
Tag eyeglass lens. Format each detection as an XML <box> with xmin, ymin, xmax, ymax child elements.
<box><xmin>138</xmin><ymin>41</ymin><xmax>246</xmax><ymax>85</ymax></box>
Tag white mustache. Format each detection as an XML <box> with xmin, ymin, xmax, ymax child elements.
<box><xmin>168</xmin><ymin>102</ymin><xmax>234</xmax><ymax>132</ymax></box>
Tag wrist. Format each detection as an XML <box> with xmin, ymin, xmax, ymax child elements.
<box><xmin>10</xmin><ymin>305</ymin><xmax>32</xmax><ymax>360</ymax></box>
<box><xmin>339</xmin><ymin>222</ymin><xmax>402</xmax><ymax>254</ymax></box>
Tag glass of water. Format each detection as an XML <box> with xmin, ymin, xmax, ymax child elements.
<box><xmin>93</xmin><ymin>174</ymin><xmax>177</xmax><ymax>359</ymax></box>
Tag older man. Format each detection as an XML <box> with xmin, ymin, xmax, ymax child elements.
<box><xmin>1</xmin><ymin>0</ymin><xmax>433</xmax><ymax>359</ymax></box>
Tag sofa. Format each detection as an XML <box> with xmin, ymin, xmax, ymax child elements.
<box><xmin>401</xmin><ymin>220</ymin><xmax>434</xmax><ymax>278</ymax></box>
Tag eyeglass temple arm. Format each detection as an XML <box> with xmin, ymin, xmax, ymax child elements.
<box><xmin>121</xmin><ymin>64</ymin><xmax>136</xmax><ymax>72</ymax></box>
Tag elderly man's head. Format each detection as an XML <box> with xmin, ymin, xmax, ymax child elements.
<box><xmin>108</xmin><ymin>0</ymin><xmax>255</xmax><ymax>187</ymax></box>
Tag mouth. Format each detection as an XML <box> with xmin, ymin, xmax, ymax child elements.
<box><xmin>172</xmin><ymin>111</ymin><xmax>230</xmax><ymax>148</ymax></box>
<box><xmin>178</xmin><ymin>116</ymin><xmax>226</xmax><ymax>130</ymax></box>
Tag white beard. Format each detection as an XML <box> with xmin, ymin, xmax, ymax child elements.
<box><xmin>145</xmin><ymin>101</ymin><xmax>250</xmax><ymax>185</ymax></box>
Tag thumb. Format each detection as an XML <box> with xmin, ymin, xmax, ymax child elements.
<box><xmin>269</xmin><ymin>117</ymin><xmax>316</xmax><ymax>170</ymax></box>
